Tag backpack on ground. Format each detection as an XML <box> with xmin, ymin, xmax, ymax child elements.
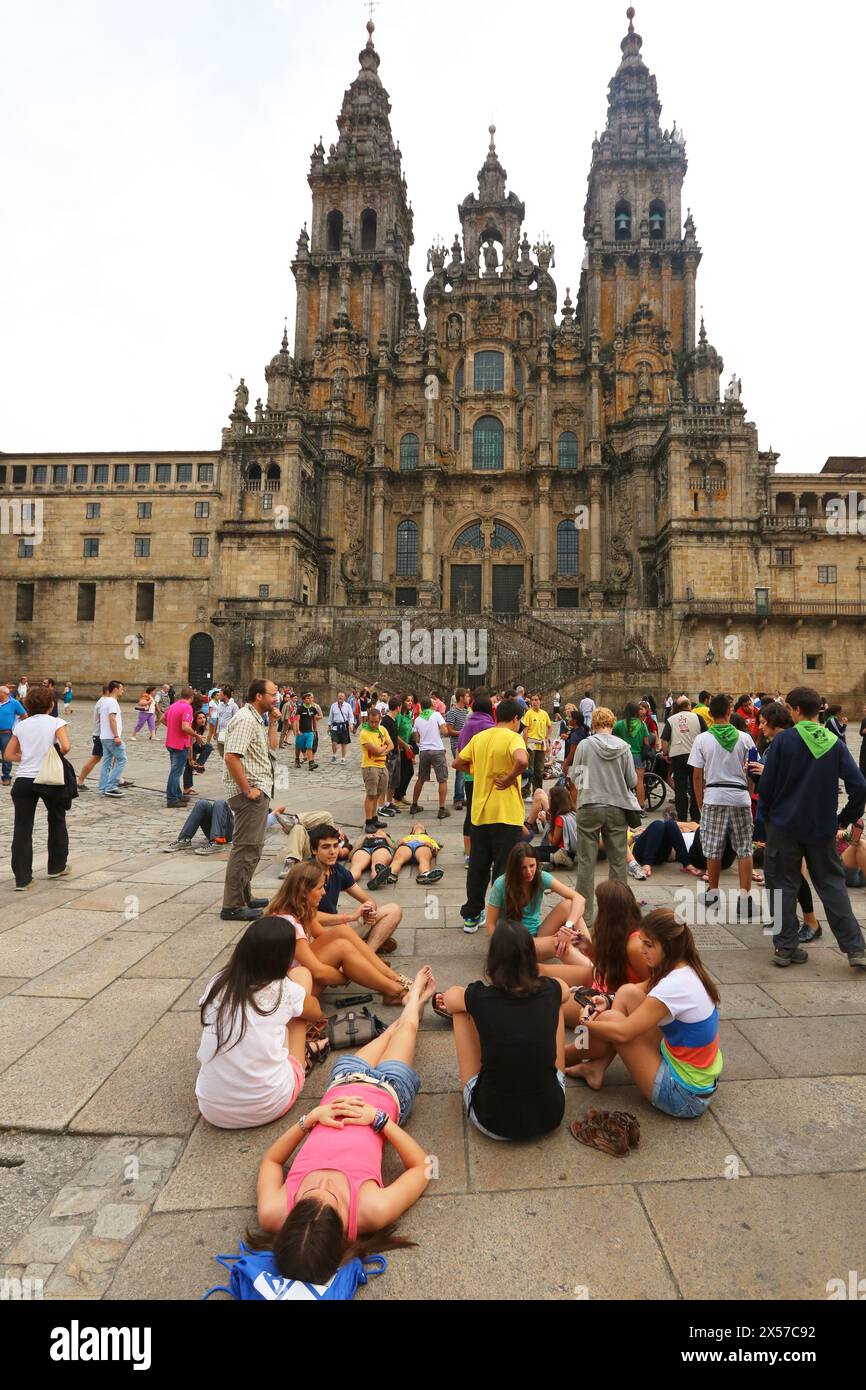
<box><xmin>202</xmin><ymin>1240</ymin><xmax>387</xmax><ymax>1301</ymax></box>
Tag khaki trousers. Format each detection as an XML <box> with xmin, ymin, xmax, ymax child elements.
<box><xmin>223</xmin><ymin>793</ymin><xmax>270</xmax><ymax>909</ymax></box>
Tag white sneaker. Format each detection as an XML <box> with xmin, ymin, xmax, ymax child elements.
<box><xmin>163</xmin><ymin>838</ymin><xmax>194</xmax><ymax>853</ymax></box>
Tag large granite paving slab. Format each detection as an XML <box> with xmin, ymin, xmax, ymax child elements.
<box><xmin>713</xmin><ymin>1076</ymin><xmax>866</xmax><ymax>1175</ymax></box>
<box><xmin>0</xmin><ymin>995</ymin><xmax>84</xmax><ymax>1073</ymax></box>
<box><xmin>707</xmin><ymin>948</ymin><xmax>856</xmax><ymax>984</ymax></box>
<box><xmin>105</xmin><ymin>1207</ymin><xmax>257</xmax><ymax>1300</ymax></box>
<box><xmin>0</xmin><ymin>910</ymin><xmax>126</xmax><ymax>977</ymax></box>
<box><xmin>361</xmin><ymin>1187</ymin><xmax>678</xmax><ymax>1300</ymax></box>
<box><xmin>0</xmin><ymin>978</ymin><xmax>188</xmax><ymax>1131</ymax></box>
<box><xmin>70</xmin><ymin>1012</ymin><xmax>202</xmax><ymax>1137</ymax></box>
<box><xmin>14</xmin><ymin>931</ymin><xmax>168</xmax><ymax>998</ymax></box>
<box><xmin>122</xmin><ymin>915</ymin><xmax>244</xmax><ymax>979</ymax></box>
<box><xmin>734</xmin><ymin>1016</ymin><xmax>866</xmax><ymax>1077</ymax></box>
<box><xmin>641</xmin><ymin>1173</ymin><xmax>866</xmax><ymax>1300</ymax></box>
<box><xmin>761</xmin><ymin>979</ymin><xmax>866</xmax><ymax>1016</ymax></box>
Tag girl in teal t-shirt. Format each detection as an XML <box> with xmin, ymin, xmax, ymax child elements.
<box><xmin>485</xmin><ymin>844</ymin><xmax>589</xmax><ymax>985</ymax></box>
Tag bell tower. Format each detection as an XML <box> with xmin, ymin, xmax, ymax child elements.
<box><xmin>291</xmin><ymin>21</ymin><xmax>414</xmax><ymax>368</ymax></box>
<box><xmin>579</xmin><ymin>7</ymin><xmax>699</xmax><ymax>355</ymax></box>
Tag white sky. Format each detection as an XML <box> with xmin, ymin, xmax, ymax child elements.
<box><xmin>1</xmin><ymin>0</ymin><xmax>863</xmax><ymax>472</ymax></box>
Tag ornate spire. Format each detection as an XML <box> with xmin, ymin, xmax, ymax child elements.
<box><xmin>320</xmin><ymin>19</ymin><xmax>401</xmax><ymax>174</ymax></box>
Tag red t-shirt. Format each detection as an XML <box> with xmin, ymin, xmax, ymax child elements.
<box><xmin>165</xmin><ymin>700</ymin><xmax>194</xmax><ymax>750</ymax></box>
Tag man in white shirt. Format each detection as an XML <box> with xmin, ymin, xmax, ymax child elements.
<box><xmin>688</xmin><ymin>693</ymin><xmax>755</xmax><ymax>913</ymax></box>
<box><xmin>661</xmin><ymin>697</ymin><xmax>707</xmax><ymax>820</ymax></box>
<box><xmin>216</xmin><ymin>686</ymin><xmax>239</xmax><ymax>758</ymax></box>
<box><xmin>98</xmin><ymin>680</ymin><xmax>127</xmax><ymax>798</ymax></box>
<box><xmin>328</xmin><ymin>691</ymin><xmax>355</xmax><ymax>763</ymax></box>
<box><xmin>579</xmin><ymin>691</ymin><xmax>596</xmax><ymax>723</ymax></box>
<box><xmin>409</xmin><ymin>696</ymin><xmax>455</xmax><ymax>820</ymax></box>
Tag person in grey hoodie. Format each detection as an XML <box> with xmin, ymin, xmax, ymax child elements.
<box><xmin>569</xmin><ymin>705</ymin><xmax>641</xmax><ymax>922</ymax></box>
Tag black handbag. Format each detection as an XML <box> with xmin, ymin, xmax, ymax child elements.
<box><xmin>327</xmin><ymin>1006</ymin><xmax>387</xmax><ymax>1051</ymax></box>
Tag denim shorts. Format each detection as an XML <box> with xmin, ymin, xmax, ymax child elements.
<box><xmin>463</xmin><ymin>1071</ymin><xmax>566</xmax><ymax>1141</ymax></box>
<box><xmin>326</xmin><ymin>1055</ymin><xmax>420</xmax><ymax>1126</ymax></box>
<box><xmin>651</xmin><ymin>1059</ymin><xmax>715</xmax><ymax>1118</ymax></box>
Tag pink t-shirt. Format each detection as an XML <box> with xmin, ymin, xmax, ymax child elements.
<box><xmin>276</xmin><ymin>912</ymin><xmax>308</xmax><ymax>942</ymax></box>
<box><xmin>164</xmin><ymin>700</ymin><xmax>194</xmax><ymax>750</ymax></box>
<box><xmin>431</xmin><ymin>698</ymin><xmax>446</xmax><ymax>715</ymax></box>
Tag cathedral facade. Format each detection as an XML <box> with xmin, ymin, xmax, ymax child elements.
<box><xmin>2</xmin><ymin>12</ymin><xmax>865</xmax><ymax>703</ymax></box>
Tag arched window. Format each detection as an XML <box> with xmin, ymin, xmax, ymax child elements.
<box><xmin>558</xmin><ymin>432</ymin><xmax>578</xmax><ymax>469</ymax></box>
<box><xmin>473</xmin><ymin>415</ymin><xmax>504</xmax><ymax>471</ymax></box>
<box><xmin>492</xmin><ymin>522</ymin><xmax>522</xmax><ymax>550</ymax></box>
<box><xmin>614</xmin><ymin>200</ymin><xmax>632</xmax><ymax>241</ymax></box>
<box><xmin>454</xmin><ymin>523</ymin><xmax>483</xmax><ymax>551</ymax></box>
<box><xmin>396</xmin><ymin>521</ymin><xmax>418</xmax><ymax>576</ymax></box>
<box><xmin>399</xmin><ymin>433</ymin><xmax>419</xmax><ymax>472</ymax></box>
<box><xmin>265</xmin><ymin>463</ymin><xmax>281</xmax><ymax>492</ymax></box>
<box><xmin>649</xmin><ymin>199</ymin><xmax>665</xmax><ymax>240</ymax></box>
<box><xmin>326</xmin><ymin>210</ymin><xmax>343</xmax><ymax>251</ymax></box>
<box><xmin>244</xmin><ymin>463</ymin><xmax>262</xmax><ymax>492</ymax></box>
<box><xmin>514</xmin><ymin>358</ymin><xmax>524</xmax><ymax>392</ymax></box>
<box><xmin>474</xmin><ymin>351</ymin><xmax>504</xmax><ymax>392</ymax></box>
<box><xmin>360</xmin><ymin>208</ymin><xmax>377</xmax><ymax>251</ymax></box>
<box><xmin>557</xmin><ymin>520</ymin><xmax>579</xmax><ymax>575</ymax></box>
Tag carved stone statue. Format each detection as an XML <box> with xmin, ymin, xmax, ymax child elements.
<box><xmin>254</xmin><ymin>398</ymin><xmax>264</xmax><ymax>423</ymax></box>
<box><xmin>483</xmin><ymin>240</ymin><xmax>499</xmax><ymax>275</ymax></box>
<box><xmin>636</xmin><ymin>362</ymin><xmax>652</xmax><ymax>398</ymax></box>
<box><xmin>234</xmin><ymin>379</ymin><xmax>249</xmax><ymax>413</ymax></box>
<box><xmin>724</xmin><ymin>373</ymin><xmax>742</xmax><ymax>402</ymax></box>
<box><xmin>331</xmin><ymin>368</ymin><xmax>348</xmax><ymax>404</ymax></box>
<box><xmin>447</xmin><ymin>314</ymin><xmax>462</xmax><ymax>348</ymax></box>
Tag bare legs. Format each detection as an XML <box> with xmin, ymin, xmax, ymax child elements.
<box><xmin>568</xmin><ymin>983</ymin><xmax>662</xmax><ymax>1098</ymax></box>
<box><xmin>310</xmin><ymin>935</ymin><xmax>406</xmax><ymax>1001</ymax></box>
<box><xmin>350</xmin><ymin>967</ymin><xmax>435</xmax><ymax>1069</ymax></box>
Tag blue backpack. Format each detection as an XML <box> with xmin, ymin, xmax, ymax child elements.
<box><xmin>202</xmin><ymin>1241</ymin><xmax>387</xmax><ymax>1302</ymax></box>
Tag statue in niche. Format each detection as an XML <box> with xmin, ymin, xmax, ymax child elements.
<box><xmin>636</xmin><ymin>362</ymin><xmax>652</xmax><ymax>399</ymax></box>
<box><xmin>447</xmin><ymin>314</ymin><xmax>462</xmax><ymax>348</ymax></box>
<box><xmin>483</xmin><ymin>240</ymin><xmax>499</xmax><ymax>275</ymax></box>
<box><xmin>332</xmin><ymin>368</ymin><xmax>348</xmax><ymax>404</ymax></box>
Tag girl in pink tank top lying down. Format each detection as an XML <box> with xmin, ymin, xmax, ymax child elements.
<box><xmin>250</xmin><ymin>966</ymin><xmax>436</xmax><ymax>1285</ymax></box>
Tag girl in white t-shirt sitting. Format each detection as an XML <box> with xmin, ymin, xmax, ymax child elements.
<box><xmin>196</xmin><ymin>915</ymin><xmax>322</xmax><ymax>1130</ymax></box>
<box><xmin>573</xmin><ymin>908</ymin><xmax>723</xmax><ymax>1122</ymax></box>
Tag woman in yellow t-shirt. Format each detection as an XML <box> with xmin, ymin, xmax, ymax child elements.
<box><xmin>388</xmin><ymin>823</ymin><xmax>444</xmax><ymax>886</ymax></box>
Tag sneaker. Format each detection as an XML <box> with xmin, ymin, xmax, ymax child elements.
<box><xmin>166</xmin><ymin>801</ymin><xmax>186</xmax><ymax>809</ymax></box>
<box><xmin>437</xmin><ymin>807</ymin><xmax>451</xmax><ymax>820</ymax></box>
<box><xmin>703</xmin><ymin>889</ymin><xmax>721</xmax><ymax>910</ymax></box>
<box><xmin>14</xmin><ymin>881</ymin><xmax>34</xmax><ymax>892</ymax></box>
<box><xmin>379</xmin><ymin>805</ymin><xmax>397</xmax><ymax>817</ymax></box>
<box><xmin>462</xmin><ymin>912</ymin><xmax>484</xmax><ymax>934</ymax></box>
<box><xmin>798</xmin><ymin>924</ymin><xmax>823</xmax><ymax>943</ymax></box>
<box><xmin>848</xmin><ymin>951</ymin><xmax>866</xmax><ymax>970</ymax></box>
<box><xmin>104</xmin><ymin>789</ymin><xmax>125</xmax><ymax>798</ymax></box>
<box><xmin>164</xmin><ymin>838</ymin><xmax>194</xmax><ymax>853</ymax></box>
<box><xmin>119</xmin><ymin>780</ymin><xmax>136</xmax><ymax>787</ymax></box>
<box><xmin>1</xmin><ymin>779</ymin><xmax>11</xmax><ymax>787</ymax></box>
<box><xmin>331</xmin><ymin>755</ymin><xmax>337</xmax><ymax>763</ymax></box>
<box><xmin>308</xmin><ymin>762</ymin><xmax>319</xmax><ymax>771</ymax></box>
<box><xmin>247</xmin><ymin>898</ymin><xmax>269</xmax><ymax>909</ymax></box>
<box><xmin>773</xmin><ymin>946</ymin><xmax>809</xmax><ymax>968</ymax></box>
<box><xmin>47</xmin><ymin>865</ymin><xmax>71</xmax><ymax>878</ymax></box>
<box><xmin>76</xmin><ymin>783</ymin><xmax>88</xmax><ymax>790</ymax></box>
<box><xmin>367</xmin><ymin>864</ymin><xmax>392</xmax><ymax>891</ymax></box>
<box><xmin>273</xmin><ymin>812</ymin><xmax>300</xmax><ymax>834</ymax></box>
<box><xmin>277</xmin><ymin>858</ymin><xmax>300</xmax><ymax>880</ymax></box>
<box><xmin>627</xmin><ymin>861</ymin><xmax>648</xmax><ymax>881</ymax></box>
<box><xmin>409</xmin><ymin>803</ymin><xmax>421</xmax><ymax>815</ymax></box>
<box><xmin>194</xmin><ymin>841</ymin><xmax>224</xmax><ymax>855</ymax></box>
<box><xmin>373</xmin><ymin>818</ymin><xmax>388</xmax><ymax>830</ymax></box>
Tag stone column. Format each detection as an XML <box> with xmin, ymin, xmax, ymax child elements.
<box><xmin>421</xmin><ymin>474</ymin><xmax>436</xmax><ymax>587</ymax></box>
<box><xmin>362</xmin><ymin>270</ymin><xmax>373</xmax><ymax>341</ymax></box>
<box><xmin>535</xmin><ymin>472</ymin><xmax>553</xmax><ymax>608</ymax></box>
<box><xmin>589</xmin><ymin>472</ymin><xmax>603</xmax><ymax>585</ymax></box>
<box><xmin>661</xmin><ymin>258</ymin><xmax>672</xmax><ymax>333</ymax></box>
<box><xmin>615</xmin><ymin>261</ymin><xmax>626</xmax><ymax>332</ymax></box>
<box><xmin>539</xmin><ymin>368</ymin><xmax>551</xmax><ymax>467</ymax></box>
<box><xmin>371</xmin><ymin>474</ymin><xmax>386</xmax><ymax>585</ymax></box>
<box><xmin>684</xmin><ymin>255</ymin><xmax>698</xmax><ymax>350</ymax></box>
<box><xmin>318</xmin><ymin>269</ymin><xmax>330</xmax><ymax>339</ymax></box>
<box><xmin>294</xmin><ymin>270</ymin><xmax>309</xmax><ymax>358</ymax></box>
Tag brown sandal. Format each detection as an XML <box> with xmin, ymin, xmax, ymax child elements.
<box><xmin>377</xmin><ymin>937</ymin><xmax>398</xmax><ymax>955</ymax></box>
<box><xmin>570</xmin><ymin>1115</ymin><xmax>630</xmax><ymax>1157</ymax></box>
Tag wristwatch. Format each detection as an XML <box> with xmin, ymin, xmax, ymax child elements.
<box><xmin>564</xmin><ymin>919</ymin><xmax>575</xmax><ymax>931</ymax></box>
<box><xmin>372</xmin><ymin>1109</ymin><xmax>389</xmax><ymax>1133</ymax></box>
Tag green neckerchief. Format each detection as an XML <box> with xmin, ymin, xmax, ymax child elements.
<box><xmin>416</xmin><ymin>708</ymin><xmax>434</xmax><ymax>720</ymax></box>
<box><xmin>362</xmin><ymin>721</ymin><xmax>384</xmax><ymax>738</ymax></box>
<box><xmin>795</xmin><ymin>720</ymin><xmax>838</xmax><ymax>759</ymax></box>
<box><xmin>708</xmin><ymin>721</ymin><xmax>740</xmax><ymax>752</ymax></box>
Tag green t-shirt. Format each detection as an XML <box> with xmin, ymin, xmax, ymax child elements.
<box><xmin>487</xmin><ymin>870</ymin><xmax>554</xmax><ymax>937</ymax></box>
<box><xmin>395</xmin><ymin>712</ymin><xmax>414</xmax><ymax>745</ymax></box>
<box><xmin>613</xmin><ymin>718</ymin><xmax>649</xmax><ymax>757</ymax></box>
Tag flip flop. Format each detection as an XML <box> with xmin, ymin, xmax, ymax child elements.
<box><xmin>432</xmin><ymin>993</ymin><xmax>453</xmax><ymax>1024</ymax></box>
<box><xmin>304</xmin><ymin>1037</ymin><xmax>331</xmax><ymax>1075</ymax></box>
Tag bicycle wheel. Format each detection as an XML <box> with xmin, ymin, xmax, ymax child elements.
<box><xmin>643</xmin><ymin>773</ymin><xmax>667</xmax><ymax>811</ymax></box>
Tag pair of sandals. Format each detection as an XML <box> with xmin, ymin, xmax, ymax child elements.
<box><xmin>304</xmin><ymin>1021</ymin><xmax>331</xmax><ymax>1076</ymax></box>
<box><xmin>382</xmin><ymin>973</ymin><xmax>414</xmax><ymax>1006</ymax></box>
<box><xmin>570</xmin><ymin>1109</ymin><xmax>640</xmax><ymax>1157</ymax></box>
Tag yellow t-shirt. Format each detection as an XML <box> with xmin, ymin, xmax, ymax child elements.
<box><xmin>693</xmin><ymin>704</ymin><xmax>714</xmax><ymax>728</ymax></box>
<box><xmin>360</xmin><ymin>726</ymin><xmax>389</xmax><ymax>767</ymax></box>
<box><xmin>462</xmin><ymin>727</ymin><xmax>527</xmax><ymax>827</ymax></box>
<box><xmin>522</xmin><ymin>708</ymin><xmax>552</xmax><ymax>747</ymax></box>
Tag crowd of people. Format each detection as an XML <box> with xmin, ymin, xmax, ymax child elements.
<box><xmin>3</xmin><ymin>670</ymin><xmax>866</xmax><ymax>1293</ymax></box>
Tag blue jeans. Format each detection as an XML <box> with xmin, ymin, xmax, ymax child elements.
<box><xmin>166</xmin><ymin>746</ymin><xmax>188</xmax><ymax>804</ymax></box>
<box><xmin>651</xmin><ymin>1058</ymin><xmax>715</xmax><ymax>1118</ymax></box>
<box><xmin>450</xmin><ymin>737</ymin><xmax>465</xmax><ymax>802</ymax></box>
<box><xmin>178</xmin><ymin>798</ymin><xmax>234</xmax><ymax>843</ymax></box>
<box><xmin>99</xmin><ymin>738</ymin><xmax>127</xmax><ymax>793</ymax></box>
<box><xmin>326</xmin><ymin>1055</ymin><xmax>420</xmax><ymax>1125</ymax></box>
<box><xmin>0</xmin><ymin>728</ymin><xmax>13</xmax><ymax>781</ymax></box>
<box><xmin>183</xmin><ymin>742</ymin><xmax>213</xmax><ymax>790</ymax></box>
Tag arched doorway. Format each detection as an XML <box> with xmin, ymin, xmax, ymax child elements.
<box><xmin>188</xmin><ymin>632</ymin><xmax>214</xmax><ymax>690</ymax></box>
<box><xmin>448</xmin><ymin>519</ymin><xmax>525</xmax><ymax>612</ymax></box>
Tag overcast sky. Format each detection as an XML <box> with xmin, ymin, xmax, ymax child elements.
<box><xmin>1</xmin><ymin>0</ymin><xmax>863</xmax><ymax>473</ymax></box>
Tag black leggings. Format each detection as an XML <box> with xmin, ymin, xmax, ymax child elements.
<box><xmin>798</xmin><ymin>876</ymin><xmax>814</xmax><ymax>916</ymax></box>
<box><xmin>463</xmin><ymin>780</ymin><xmax>474</xmax><ymax>838</ymax></box>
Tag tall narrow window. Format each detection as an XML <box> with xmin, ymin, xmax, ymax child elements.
<box><xmin>474</xmin><ymin>351</ymin><xmax>504</xmax><ymax>392</ymax></box>
<box><xmin>558</xmin><ymin>432</ymin><xmax>578</xmax><ymax>469</ymax></box>
<box><xmin>77</xmin><ymin>582</ymin><xmax>96</xmax><ymax>622</ymax></box>
<box><xmin>473</xmin><ymin>416</ymin><xmax>504</xmax><ymax>471</ymax></box>
<box><xmin>16</xmin><ymin>582</ymin><xmax>34</xmax><ymax>621</ymax></box>
<box><xmin>396</xmin><ymin>520</ymin><xmax>418</xmax><ymax>576</ymax></box>
<box><xmin>557</xmin><ymin>520</ymin><xmax>579</xmax><ymax>575</ymax></box>
<box><xmin>399</xmin><ymin>433</ymin><xmax>419</xmax><ymax>472</ymax></box>
<box><xmin>136</xmin><ymin>582</ymin><xmax>155</xmax><ymax>621</ymax></box>
<box><xmin>360</xmin><ymin>208</ymin><xmax>377</xmax><ymax>251</ymax></box>
<box><xmin>326</xmin><ymin>209</ymin><xmax>343</xmax><ymax>251</ymax></box>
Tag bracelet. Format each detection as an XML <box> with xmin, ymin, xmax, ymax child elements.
<box><xmin>298</xmin><ymin>1114</ymin><xmax>307</xmax><ymax>1131</ymax></box>
<box><xmin>372</xmin><ymin>1109</ymin><xmax>389</xmax><ymax>1133</ymax></box>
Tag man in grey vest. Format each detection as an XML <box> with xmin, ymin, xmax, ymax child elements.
<box><xmin>661</xmin><ymin>697</ymin><xmax>706</xmax><ymax>821</ymax></box>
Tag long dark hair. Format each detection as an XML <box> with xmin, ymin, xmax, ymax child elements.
<box><xmin>485</xmin><ymin>919</ymin><xmax>540</xmax><ymax>995</ymax></box>
<box><xmin>246</xmin><ymin>1203</ymin><xmax>416</xmax><ymax>1283</ymax></box>
<box><xmin>503</xmin><ymin>843</ymin><xmax>544</xmax><ymax>925</ymax></box>
<box><xmin>592</xmin><ymin>880</ymin><xmax>642</xmax><ymax>992</ymax></box>
<box><xmin>623</xmin><ymin>701</ymin><xmax>641</xmax><ymax>736</ymax></box>
<box><xmin>641</xmin><ymin>908</ymin><xmax>720</xmax><ymax>1005</ymax></box>
<box><xmin>199</xmin><ymin>916</ymin><xmax>297</xmax><ymax>1054</ymax></box>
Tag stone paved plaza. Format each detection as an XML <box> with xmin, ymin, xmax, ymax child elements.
<box><xmin>1</xmin><ymin>706</ymin><xmax>865</xmax><ymax>1301</ymax></box>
